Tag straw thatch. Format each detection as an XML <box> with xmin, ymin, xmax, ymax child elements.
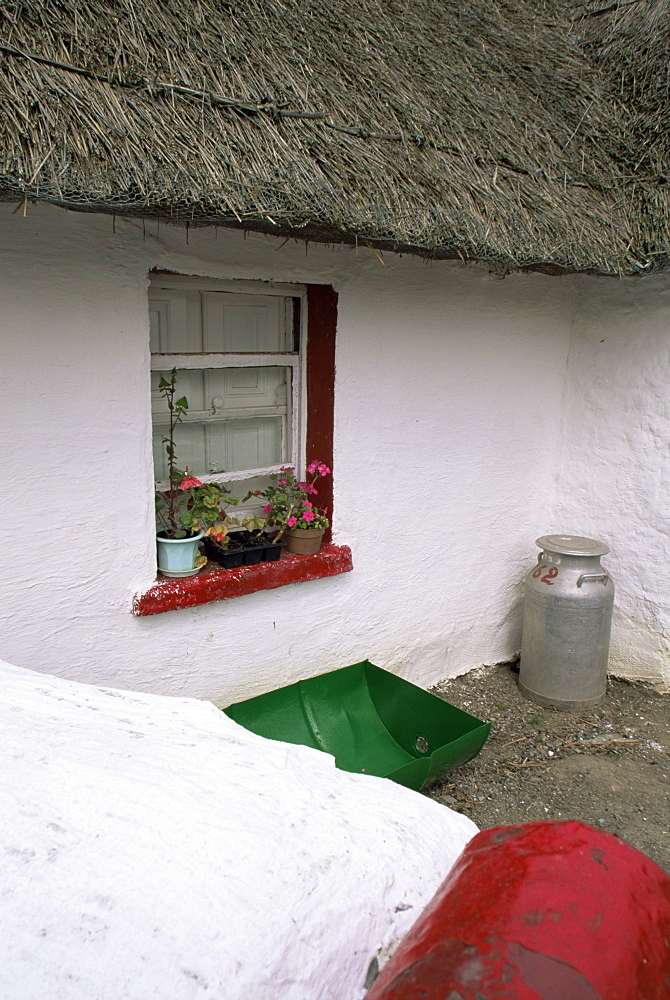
<box><xmin>0</xmin><ymin>1</ymin><xmax>667</xmax><ymax>274</ymax></box>
<box><xmin>571</xmin><ymin>0</ymin><xmax>670</xmax><ymax>273</ymax></box>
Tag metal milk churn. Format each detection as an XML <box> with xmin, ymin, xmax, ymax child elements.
<box><xmin>519</xmin><ymin>535</ymin><xmax>614</xmax><ymax>709</ymax></box>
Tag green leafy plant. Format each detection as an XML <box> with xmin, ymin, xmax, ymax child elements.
<box><xmin>155</xmin><ymin>369</ymin><xmax>241</xmax><ymax>539</ymax></box>
<box><xmin>259</xmin><ymin>462</ymin><xmax>331</xmax><ymax>539</ymax></box>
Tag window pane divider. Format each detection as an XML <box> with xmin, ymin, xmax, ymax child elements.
<box><xmin>153</xmin><ymin>405</ymin><xmax>288</xmax><ymax>423</ymax></box>
<box><xmin>154</xmin><ymin>463</ymin><xmax>290</xmax><ymax>490</ymax></box>
<box><xmin>151</xmin><ymin>353</ymin><xmax>298</xmax><ymax>370</ymax></box>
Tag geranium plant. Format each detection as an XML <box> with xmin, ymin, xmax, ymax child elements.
<box><xmin>259</xmin><ymin>461</ymin><xmax>331</xmax><ymax>539</ymax></box>
<box><xmin>155</xmin><ymin>469</ymin><xmax>239</xmax><ymax>538</ymax></box>
<box><xmin>155</xmin><ymin>369</ymin><xmax>241</xmax><ymax>539</ymax></box>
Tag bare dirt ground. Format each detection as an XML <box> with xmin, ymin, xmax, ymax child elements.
<box><xmin>426</xmin><ymin>662</ymin><xmax>670</xmax><ymax>873</ymax></box>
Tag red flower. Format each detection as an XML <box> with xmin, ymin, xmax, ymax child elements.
<box><xmin>179</xmin><ymin>475</ymin><xmax>203</xmax><ymax>489</ymax></box>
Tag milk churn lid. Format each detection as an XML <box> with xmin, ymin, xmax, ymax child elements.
<box><xmin>536</xmin><ymin>534</ymin><xmax>609</xmax><ymax>556</ymax></box>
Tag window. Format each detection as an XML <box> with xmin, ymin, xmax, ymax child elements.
<box><xmin>134</xmin><ymin>278</ymin><xmax>350</xmax><ymax>615</ymax></box>
<box><xmin>149</xmin><ymin>275</ymin><xmax>304</xmax><ymax>500</ymax></box>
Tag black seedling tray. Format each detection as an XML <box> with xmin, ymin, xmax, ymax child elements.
<box><xmin>204</xmin><ymin>531</ymin><xmax>285</xmax><ymax>569</ymax></box>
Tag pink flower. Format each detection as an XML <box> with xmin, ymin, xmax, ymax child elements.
<box><xmin>262</xmin><ymin>504</ymin><xmax>273</xmax><ymax>514</ymax></box>
<box><xmin>179</xmin><ymin>475</ymin><xmax>202</xmax><ymax>489</ymax></box>
<box><xmin>302</xmin><ymin>499</ymin><xmax>313</xmax><ymax>507</ymax></box>
<box><xmin>306</xmin><ymin>485</ymin><xmax>318</xmax><ymax>495</ymax></box>
<box><xmin>287</xmin><ymin>516</ymin><xmax>298</xmax><ymax>527</ymax></box>
<box><xmin>317</xmin><ymin>463</ymin><xmax>331</xmax><ymax>476</ymax></box>
<box><xmin>280</xmin><ymin>466</ymin><xmax>294</xmax><ymax>473</ymax></box>
<box><xmin>307</xmin><ymin>461</ymin><xmax>318</xmax><ymax>475</ymax></box>
<box><xmin>297</xmin><ymin>481</ymin><xmax>309</xmax><ymax>490</ymax></box>
<box><xmin>303</xmin><ymin>510</ymin><xmax>315</xmax><ymax>522</ymax></box>
<box><xmin>278</xmin><ymin>478</ymin><xmax>288</xmax><ymax>486</ymax></box>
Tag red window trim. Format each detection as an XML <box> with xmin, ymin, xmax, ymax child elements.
<box><xmin>133</xmin><ymin>282</ymin><xmax>348</xmax><ymax>616</ymax></box>
<box><xmin>305</xmin><ymin>284</ymin><xmax>336</xmax><ymax>543</ymax></box>
<box><xmin>133</xmin><ymin>545</ymin><xmax>353</xmax><ymax>616</ymax></box>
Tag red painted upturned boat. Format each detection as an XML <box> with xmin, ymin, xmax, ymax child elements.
<box><xmin>365</xmin><ymin>820</ymin><xmax>670</xmax><ymax>1000</ymax></box>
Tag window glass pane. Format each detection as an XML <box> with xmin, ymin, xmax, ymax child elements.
<box><xmin>149</xmin><ymin>290</ymin><xmax>202</xmax><ymax>353</ymax></box>
<box><xmin>202</xmin><ymin>293</ymin><xmax>289</xmax><ymax>352</ymax></box>
<box><xmin>148</xmin><ymin>288</ymin><xmax>294</xmax><ymax>354</ymax></box>
<box><xmin>152</xmin><ymin>367</ymin><xmax>292</xmax><ymax>480</ymax></box>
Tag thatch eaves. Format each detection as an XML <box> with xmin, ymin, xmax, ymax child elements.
<box><xmin>0</xmin><ymin>0</ymin><xmax>667</xmax><ymax>275</ymax></box>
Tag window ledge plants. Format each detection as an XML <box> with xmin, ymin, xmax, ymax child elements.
<box><xmin>139</xmin><ymin>370</ymin><xmax>352</xmax><ymax>614</ymax></box>
<box><xmin>155</xmin><ymin>370</ymin><xmax>334</xmax><ymax>577</ymax></box>
<box><xmin>201</xmin><ymin>462</ymin><xmax>332</xmax><ymax>566</ymax></box>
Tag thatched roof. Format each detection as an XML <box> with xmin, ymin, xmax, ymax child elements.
<box><xmin>0</xmin><ymin>1</ymin><xmax>667</xmax><ymax>275</ymax></box>
<box><xmin>574</xmin><ymin>0</ymin><xmax>670</xmax><ymax>274</ymax></box>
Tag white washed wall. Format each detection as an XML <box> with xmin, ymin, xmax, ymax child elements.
<box><xmin>553</xmin><ymin>274</ymin><xmax>670</xmax><ymax>689</ymax></box>
<box><xmin>1</xmin><ymin>203</ymin><xmax>664</xmax><ymax>700</ymax></box>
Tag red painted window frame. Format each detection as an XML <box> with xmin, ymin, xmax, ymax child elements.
<box><xmin>305</xmin><ymin>284</ymin><xmax>336</xmax><ymax>544</ymax></box>
<box><xmin>133</xmin><ymin>282</ymin><xmax>350</xmax><ymax>615</ymax></box>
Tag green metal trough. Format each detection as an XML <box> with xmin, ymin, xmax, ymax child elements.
<box><xmin>224</xmin><ymin>660</ymin><xmax>491</xmax><ymax>791</ymax></box>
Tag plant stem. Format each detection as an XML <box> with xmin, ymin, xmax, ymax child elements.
<box><xmin>274</xmin><ymin>503</ymin><xmax>294</xmax><ymax>542</ymax></box>
<box><xmin>167</xmin><ymin>371</ymin><xmax>179</xmax><ymax>535</ymax></box>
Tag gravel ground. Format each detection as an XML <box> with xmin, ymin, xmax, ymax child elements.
<box><xmin>426</xmin><ymin>661</ymin><xmax>670</xmax><ymax>873</ymax></box>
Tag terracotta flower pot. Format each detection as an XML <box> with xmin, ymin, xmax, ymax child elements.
<box><xmin>284</xmin><ymin>527</ymin><xmax>325</xmax><ymax>555</ymax></box>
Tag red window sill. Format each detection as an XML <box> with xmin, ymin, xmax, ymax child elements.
<box><xmin>132</xmin><ymin>544</ymin><xmax>353</xmax><ymax>616</ymax></box>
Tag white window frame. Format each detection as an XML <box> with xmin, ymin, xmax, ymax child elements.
<box><xmin>149</xmin><ymin>274</ymin><xmax>307</xmax><ymax>490</ymax></box>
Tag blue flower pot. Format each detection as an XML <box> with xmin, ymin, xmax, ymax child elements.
<box><xmin>156</xmin><ymin>530</ymin><xmax>204</xmax><ymax>577</ymax></box>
